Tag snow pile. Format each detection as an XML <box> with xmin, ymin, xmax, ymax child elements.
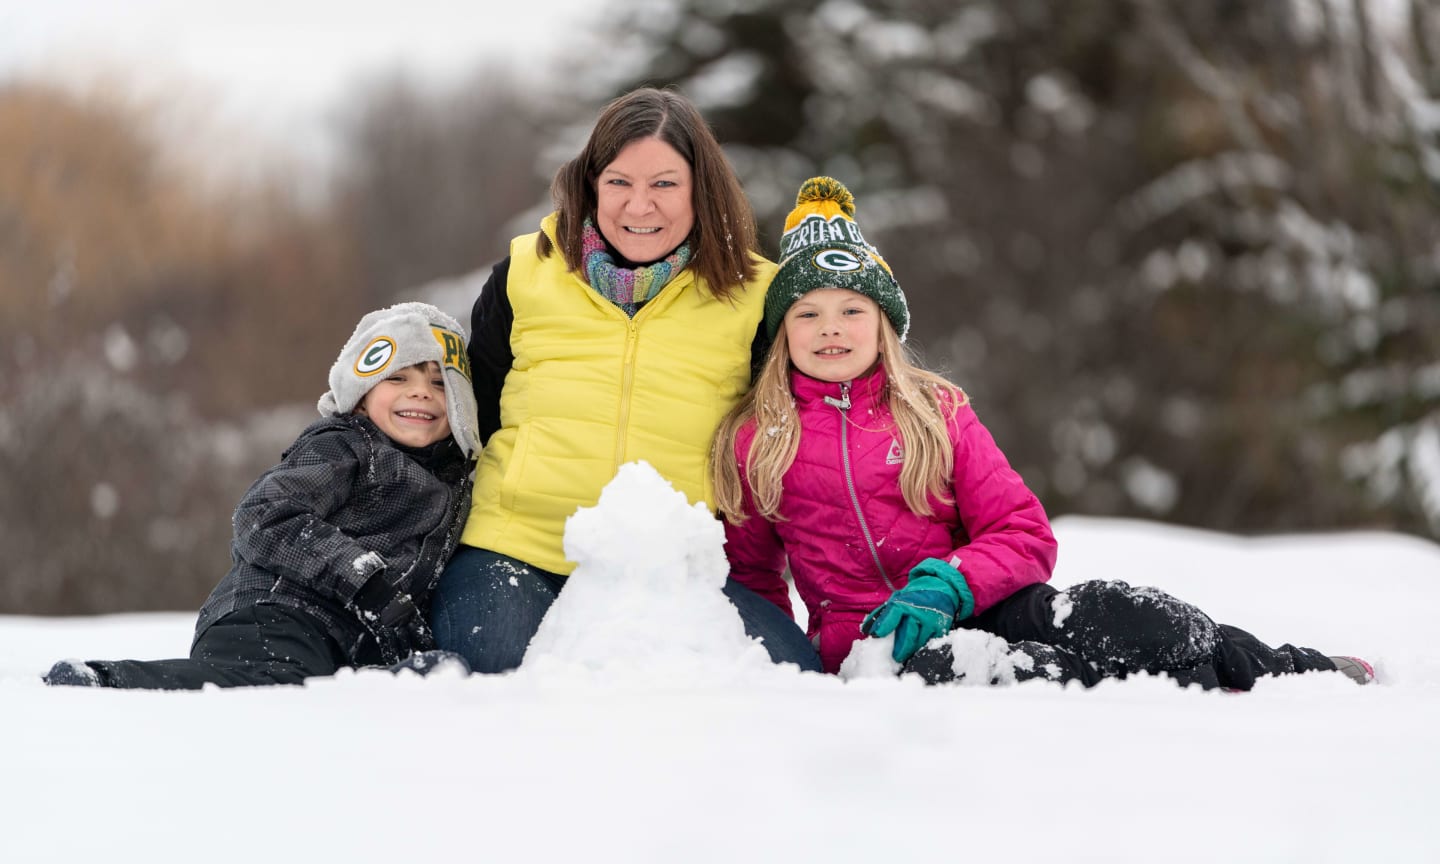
<box><xmin>938</xmin><ymin>628</ymin><xmax>1038</xmax><ymax>684</ymax></box>
<box><xmin>840</xmin><ymin>626</ymin><xmax>1050</xmax><ymax>685</ymax></box>
<box><xmin>837</xmin><ymin>633</ymin><xmax>900</xmax><ymax>679</ymax></box>
<box><xmin>521</xmin><ymin>461</ymin><xmax>782</xmax><ymax>681</ymax></box>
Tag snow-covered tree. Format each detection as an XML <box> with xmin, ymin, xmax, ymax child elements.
<box><xmin>593</xmin><ymin>0</ymin><xmax>1440</xmax><ymax>538</ymax></box>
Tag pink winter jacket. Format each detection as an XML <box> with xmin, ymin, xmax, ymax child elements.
<box><xmin>724</xmin><ymin>366</ymin><xmax>1057</xmax><ymax>673</ymax></box>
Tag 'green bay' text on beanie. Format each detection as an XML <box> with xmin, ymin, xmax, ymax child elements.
<box><xmin>763</xmin><ymin>176</ymin><xmax>908</xmax><ymax>341</ymax></box>
<box><xmin>317</xmin><ymin>301</ymin><xmax>480</xmax><ymax>457</ymax></box>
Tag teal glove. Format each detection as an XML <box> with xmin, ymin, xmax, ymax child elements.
<box><xmin>861</xmin><ymin>558</ymin><xmax>976</xmax><ymax>663</ymax></box>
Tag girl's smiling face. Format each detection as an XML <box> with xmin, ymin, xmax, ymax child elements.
<box><xmin>783</xmin><ymin>288</ymin><xmax>882</xmax><ymax>383</ymax></box>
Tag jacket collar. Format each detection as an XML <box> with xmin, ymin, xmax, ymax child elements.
<box><xmin>296</xmin><ymin>414</ymin><xmax>470</xmax><ymax>477</ymax></box>
<box><xmin>540</xmin><ymin>211</ymin><xmax>696</xmax><ymax>317</ymax></box>
<box><xmin>790</xmin><ymin>363</ymin><xmax>888</xmax><ymax>411</ymax></box>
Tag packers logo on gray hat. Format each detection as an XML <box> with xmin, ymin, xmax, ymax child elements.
<box><xmin>764</xmin><ymin>176</ymin><xmax>909</xmax><ymax>342</ymax></box>
<box><xmin>318</xmin><ymin>302</ymin><xmax>480</xmax><ymax>457</ymax></box>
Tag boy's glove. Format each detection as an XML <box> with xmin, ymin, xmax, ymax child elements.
<box><xmin>352</xmin><ymin>569</ymin><xmax>434</xmax><ymax>662</ymax></box>
<box><xmin>861</xmin><ymin>558</ymin><xmax>975</xmax><ymax>663</ymax></box>
<box><xmin>352</xmin><ymin>568</ymin><xmax>421</xmax><ymax>629</ymax></box>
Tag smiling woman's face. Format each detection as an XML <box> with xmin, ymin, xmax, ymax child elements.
<box><xmin>594</xmin><ymin>137</ymin><xmax>695</xmax><ymax>264</ymax></box>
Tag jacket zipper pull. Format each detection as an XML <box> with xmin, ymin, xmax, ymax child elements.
<box><xmin>823</xmin><ymin>381</ymin><xmax>852</xmax><ymax>411</ymax></box>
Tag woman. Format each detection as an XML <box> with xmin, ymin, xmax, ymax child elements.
<box><xmin>431</xmin><ymin>87</ymin><xmax>821</xmax><ymax>673</ymax></box>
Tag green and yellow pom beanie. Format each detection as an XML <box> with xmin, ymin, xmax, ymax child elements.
<box><xmin>764</xmin><ymin>176</ymin><xmax>908</xmax><ymax>342</ymax></box>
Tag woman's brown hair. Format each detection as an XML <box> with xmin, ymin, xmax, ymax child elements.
<box><xmin>538</xmin><ymin>87</ymin><xmax>761</xmax><ymax>300</ymax></box>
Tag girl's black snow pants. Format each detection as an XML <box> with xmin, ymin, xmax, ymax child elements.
<box><xmin>80</xmin><ymin>604</ymin><xmax>368</xmax><ymax>690</ymax></box>
<box><xmin>904</xmin><ymin>581</ymin><xmax>1337</xmax><ymax>691</ymax></box>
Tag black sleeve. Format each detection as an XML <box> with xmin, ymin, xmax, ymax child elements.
<box><xmin>230</xmin><ymin>431</ymin><xmax>382</xmax><ymax>606</ymax></box>
<box><xmin>749</xmin><ymin>318</ymin><xmax>770</xmax><ymax>384</ymax></box>
<box><xmin>469</xmin><ymin>257</ymin><xmax>514</xmax><ymax>445</ymax></box>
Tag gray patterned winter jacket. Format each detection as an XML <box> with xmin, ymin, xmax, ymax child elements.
<box><xmin>194</xmin><ymin>414</ymin><xmax>473</xmax><ymax>665</ymax></box>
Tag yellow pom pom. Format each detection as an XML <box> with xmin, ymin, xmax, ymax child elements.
<box><xmin>795</xmin><ymin>176</ymin><xmax>855</xmax><ymax>217</ymax></box>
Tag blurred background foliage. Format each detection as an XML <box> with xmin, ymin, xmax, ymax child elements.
<box><xmin>2</xmin><ymin>0</ymin><xmax>1437</xmax><ymax>614</ymax></box>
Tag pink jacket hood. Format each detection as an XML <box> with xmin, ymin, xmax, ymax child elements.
<box><xmin>724</xmin><ymin>365</ymin><xmax>1057</xmax><ymax>672</ymax></box>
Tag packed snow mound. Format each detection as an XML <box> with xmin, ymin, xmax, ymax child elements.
<box><xmin>839</xmin><ymin>627</ymin><xmax>1045</xmax><ymax>685</ymax></box>
<box><xmin>837</xmin><ymin>635</ymin><xmax>899</xmax><ymax>679</ymax></box>
<box><xmin>521</xmin><ymin>461</ymin><xmax>785</xmax><ymax>681</ymax></box>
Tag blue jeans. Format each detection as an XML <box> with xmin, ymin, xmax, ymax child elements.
<box><xmin>431</xmin><ymin>546</ymin><xmax>822</xmax><ymax>674</ymax></box>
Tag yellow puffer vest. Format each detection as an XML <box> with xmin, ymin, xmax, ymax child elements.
<box><xmin>460</xmin><ymin>214</ymin><xmax>776</xmax><ymax>575</ymax></box>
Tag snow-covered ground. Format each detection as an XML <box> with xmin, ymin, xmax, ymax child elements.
<box><xmin>3</xmin><ymin>463</ymin><xmax>1438</xmax><ymax>863</ymax></box>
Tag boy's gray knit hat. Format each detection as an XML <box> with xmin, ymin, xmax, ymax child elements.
<box><xmin>318</xmin><ymin>301</ymin><xmax>480</xmax><ymax>457</ymax></box>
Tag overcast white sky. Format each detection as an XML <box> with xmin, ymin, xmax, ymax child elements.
<box><xmin>0</xmin><ymin>0</ymin><xmax>595</xmax><ymax>171</ymax></box>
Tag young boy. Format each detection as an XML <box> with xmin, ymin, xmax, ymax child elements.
<box><xmin>44</xmin><ymin>302</ymin><xmax>480</xmax><ymax>689</ymax></box>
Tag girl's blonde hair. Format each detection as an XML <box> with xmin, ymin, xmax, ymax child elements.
<box><xmin>709</xmin><ymin>315</ymin><xmax>967</xmax><ymax>524</ymax></box>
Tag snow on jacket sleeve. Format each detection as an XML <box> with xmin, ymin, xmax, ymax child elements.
<box><xmin>941</xmin><ymin>401</ymin><xmax>1057</xmax><ymax>616</ymax></box>
<box><xmin>230</xmin><ymin>432</ymin><xmax>382</xmax><ymax>607</ymax></box>
<box><xmin>721</xmin><ymin>424</ymin><xmax>793</xmax><ymax>618</ymax></box>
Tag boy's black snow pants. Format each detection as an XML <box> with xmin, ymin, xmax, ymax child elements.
<box><xmin>904</xmin><ymin>581</ymin><xmax>1337</xmax><ymax>691</ymax></box>
<box><xmin>82</xmin><ymin>605</ymin><xmax>367</xmax><ymax>690</ymax></box>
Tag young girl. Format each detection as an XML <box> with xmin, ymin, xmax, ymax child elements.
<box><xmin>710</xmin><ymin>177</ymin><xmax>1374</xmax><ymax>689</ymax></box>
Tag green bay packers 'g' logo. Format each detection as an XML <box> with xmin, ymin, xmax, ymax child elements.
<box><xmin>354</xmin><ymin>336</ymin><xmax>396</xmax><ymax>377</ymax></box>
<box><xmin>811</xmin><ymin>248</ymin><xmax>864</xmax><ymax>274</ymax></box>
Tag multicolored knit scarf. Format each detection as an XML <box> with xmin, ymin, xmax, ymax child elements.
<box><xmin>581</xmin><ymin>218</ymin><xmax>692</xmax><ymax>317</ymax></box>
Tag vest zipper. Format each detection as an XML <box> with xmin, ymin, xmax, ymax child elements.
<box><xmin>826</xmin><ymin>381</ymin><xmax>895</xmax><ymax>591</ymax></box>
<box><xmin>615</xmin><ymin>320</ymin><xmax>639</xmax><ymax>468</ymax></box>
<box><xmin>612</xmin><ymin>277</ymin><xmax>684</xmax><ymax>470</ymax></box>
